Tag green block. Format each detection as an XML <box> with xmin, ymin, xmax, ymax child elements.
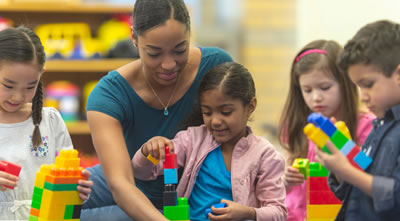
<box><xmin>28</xmin><ymin>215</ymin><xmax>38</xmax><ymax>221</ymax></box>
<box><xmin>64</xmin><ymin>205</ymin><xmax>74</xmax><ymax>219</ymax></box>
<box><xmin>309</xmin><ymin>162</ymin><xmax>329</xmax><ymax>177</ymax></box>
<box><xmin>293</xmin><ymin>158</ymin><xmax>309</xmax><ymax>179</ymax></box>
<box><xmin>164</xmin><ymin>197</ymin><xmax>190</xmax><ymax>220</ymax></box>
<box><xmin>44</xmin><ymin>182</ymin><xmax>78</xmax><ymax>191</ymax></box>
<box><xmin>31</xmin><ymin>200</ymin><xmax>41</xmax><ymax>210</ymax></box>
<box><xmin>32</xmin><ymin>187</ymin><xmax>43</xmax><ymax>203</ymax></box>
<box><xmin>331</xmin><ymin>131</ymin><xmax>348</xmax><ymax>149</ymax></box>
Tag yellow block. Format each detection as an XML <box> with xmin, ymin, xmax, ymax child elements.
<box><xmin>304</xmin><ymin>123</ymin><xmax>329</xmax><ymax>148</ymax></box>
<box><xmin>40</xmin><ymin>189</ymin><xmax>82</xmax><ymax>219</ymax></box>
<box><xmin>307</xmin><ymin>204</ymin><xmax>341</xmax><ymax>219</ymax></box>
<box><xmin>335</xmin><ymin>121</ymin><xmax>352</xmax><ymax>140</ymax></box>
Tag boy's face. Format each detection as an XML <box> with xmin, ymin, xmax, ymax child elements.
<box><xmin>348</xmin><ymin>64</ymin><xmax>400</xmax><ymax>118</ymax></box>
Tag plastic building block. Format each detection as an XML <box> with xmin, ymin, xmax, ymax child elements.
<box><xmin>308</xmin><ymin>191</ymin><xmax>342</xmax><ymax>204</ymax></box>
<box><xmin>292</xmin><ymin>158</ymin><xmax>309</xmax><ymax>179</ymax></box>
<box><xmin>309</xmin><ymin>162</ymin><xmax>329</xmax><ymax>177</ymax></box>
<box><xmin>204</xmin><ymin>202</ymin><xmax>227</xmax><ymax>217</ymax></box>
<box><xmin>147</xmin><ymin>153</ymin><xmax>160</xmax><ymax>165</ymax></box>
<box><xmin>29</xmin><ymin>149</ymin><xmax>86</xmax><ymax>221</ymax></box>
<box><xmin>164</xmin><ymin>168</ymin><xmax>178</xmax><ymax>184</ymax></box>
<box><xmin>163</xmin><ymin>146</ymin><xmax>178</xmax><ymax>169</ymax></box>
<box><xmin>0</xmin><ymin>160</ymin><xmax>22</xmax><ymax>189</ymax></box>
<box><xmin>304</xmin><ymin>113</ymin><xmax>372</xmax><ymax>171</ymax></box>
<box><xmin>164</xmin><ymin>197</ymin><xmax>190</xmax><ymax>220</ymax></box>
<box><xmin>307</xmin><ymin>204</ymin><xmax>341</xmax><ymax>219</ymax></box>
<box><xmin>353</xmin><ymin>151</ymin><xmax>373</xmax><ymax>170</ymax></box>
<box><xmin>163</xmin><ymin>184</ymin><xmax>177</xmax><ymax>206</ymax></box>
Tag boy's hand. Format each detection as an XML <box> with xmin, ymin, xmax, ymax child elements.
<box><xmin>0</xmin><ymin>171</ymin><xmax>18</xmax><ymax>191</ymax></box>
<box><xmin>283</xmin><ymin>167</ymin><xmax>305</xmax><ymax>188</ymax></box>
<box><xmin>77</xmin><ymin>169</ymin><xmax>93</xmax><ymax>201</ymax></box>
<box><xmin>315</xmin><ymin>141</ymin><xmax>351</xmax><ymax>177</ymax></box>
<box><xmin>208</xmin><ymin>199</ymin><xmax>256</xmax><ymax>221</ymax></box>
<box><xmin>141</xmin><ymin>136</ymin><xmax>174</xmax><ymax>162</ymax></box>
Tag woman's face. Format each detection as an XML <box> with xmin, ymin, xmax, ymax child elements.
<box><xmin>134</xmin><ymin>19</ymin><xmax>190</xmax><ymax>87</ymax></box>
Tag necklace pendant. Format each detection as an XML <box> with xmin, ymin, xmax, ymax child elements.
<box><xmin>164</xmin><ymin>108</ymin><xmax>169</xmax><ymax>116</ymax></box>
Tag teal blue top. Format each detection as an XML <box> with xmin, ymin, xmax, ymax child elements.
<box><xmin>189</xmin><ymin>146</ymin><xmax>233</xmax><ymax>221</ymax></box>
<box><xmin>86</xmin><ymin>47</ymin><xmax>233</xmax><ymax>209</ymax></box>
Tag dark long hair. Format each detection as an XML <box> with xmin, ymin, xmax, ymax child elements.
<box><xmin>0</xmin><ymin>26</ymin><xmax>45</xmax><ymax>147</ymax></box>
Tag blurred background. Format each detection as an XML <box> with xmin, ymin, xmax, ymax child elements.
<box><xmin>1</xmin><ymin>0</ymin><xmax>399</xmax><ymax>162</ymax></box>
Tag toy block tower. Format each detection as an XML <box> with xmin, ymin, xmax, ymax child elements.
<box><xmin>304</xmin><ymin>113</ymin><xmax>373</xmax><ymax>170</ymax></box>
<box><xmin>302</xmin><ymin>112</ymin><xmax>374</xmax><ymax>220</ymax></box>
<box><xmin>0</xmin><ymin>160</ymin><xmax>22</xmax><ymax>189</ymax></box>
<box><xmin>148</xmin><ymin>146</ymin><xmax>190</xmax><ymax>220</ymax></box>
<box><xmin>29</xmin><ymin>149</ymin><xmax>87</xmax><ymax>221</ymax></box>
<box><xmin>162</xmin><ymin>146</ymin><xmax>190</xmax><ymax>221</ymax></box>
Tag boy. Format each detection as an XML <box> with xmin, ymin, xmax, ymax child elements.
<box><xmin>315</xmin><ymin>20</ymin><xmax>400</xmax><ymax>221</ymax></box>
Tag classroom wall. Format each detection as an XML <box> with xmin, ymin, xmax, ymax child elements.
<box><xmin>296</xmin><ymin>0</ymin><xmax>400</xmax><ymax>49</ymax></box>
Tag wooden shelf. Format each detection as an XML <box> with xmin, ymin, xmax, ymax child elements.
<box><xmin>66</xmin><ymin>121</ymin><xmax>90</xmax><ymax>135</ymax></box>
<box><xmin>45</xmin><ymin>59</ymin><xmax>133</xmax><ymax>72</ymax></box>
<box><xmin>0</xmin><ymin>2</ymin><xmax>132</xmax><ymax>13</ymax></box>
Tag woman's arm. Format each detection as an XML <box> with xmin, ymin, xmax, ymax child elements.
<box><xmin>87</xmin><ymin>111</ymin><xmax>167</xmax><ymax>221</ymax></box>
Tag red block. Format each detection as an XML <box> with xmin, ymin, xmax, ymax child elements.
<box><xmin>308</xmin><ymin>177</ymin><xmax>330</xmax><ymax>191</ymax></box>
<box><xmin>0</xmin><ymin>161</ymin><xmax>22</xmax><ymax>189</ymax></box>
<box><xmin>308</xmin><ymin>191</ymin><xmax>342</xmax><ymax>204</ymax></box>
<box><xmin>346</xmin><ymin>147</ymin><xmax>362</xmax><ymax>170</ymax></box>
<box><xmin>163</xmin><ymin>146</ymin><xmax>178</xmax><ymax>169</ymax></box>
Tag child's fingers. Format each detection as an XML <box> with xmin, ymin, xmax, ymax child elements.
<box><xmin>325</xmin><ymin>141</ymin><xmax>339</xmax><ymax>154</ymax></box>
<box><xmin>81</xmin><ymin>169</ymin><xmax>91</xmax><ymax>180</ymax></box>
<box><xmin>0</xmin><ymin>172</ymin><xmax>18</xmax><ymax>189</ymax></box>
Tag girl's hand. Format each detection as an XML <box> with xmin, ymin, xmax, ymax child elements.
<box><xmin>141</xmin><ymin>136</ymin><xmax>174</xmax><ymax>162</ymax></box>
<box><xmin>315</xmin><ymin>141</ymin><xmax>352</xmax><ymax>178</ymax></box>
<box><xmin>77</xmin><ymin>169</ymin><xmax>93</xmax><ymax>201</ymax></box>
<box><xmin>208</xmin><ymin>199</ymin><xmax>256</xmax><ymax>221</ymax></box>
<box><xmin>283</xmin><ymin>166</ymin><xmax>305</xmax><ymax>188</ymax></box>
<box><xmin>0</xmin><ymin>171</ymin><xmax>18</xmax><ymax>191</ymax></box>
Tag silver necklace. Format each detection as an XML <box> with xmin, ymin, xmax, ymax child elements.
<box><xmin>143</xmin><ymin>72</ymin><xmax>180</xmax><ymax>116</ymax></box>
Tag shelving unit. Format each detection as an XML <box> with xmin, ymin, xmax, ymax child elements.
<box><xmin>0</xmin><ymin>2</ymin><xmax>134</xmax><ymax>153</ymax></box>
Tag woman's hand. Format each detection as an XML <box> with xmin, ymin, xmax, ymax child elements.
<box><xmin>140</xmin><ymin>136</ymin><xmax>174</xmax><ymax>162</ymax></box>
<box><xmin>208</xmin><ymin>199</ymin><xmax>256</xmax><ymax>221</ymax></box>
<box><xmin>0</xmin><ymin>171</ymin><xmax>18</xmax><ymax>191</ymax></box>
<box><xmin>283</xmin><ymin>166</ymin><xmax>305</xmax><ymax>188</ymax></box>
<box><xmin>77</xmin><ymin>169</ymin><xmax>93</xmax><ymax>201</ymax></box>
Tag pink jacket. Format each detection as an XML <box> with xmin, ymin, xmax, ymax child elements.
<box><xmin>285</xmin><ymin>113</ymin><xmax>375</xmax><ymax>221</ymax></box>
<box><xmin>133</xmin><ymin>125</ymin><xmax>287</xmax><ymax>221</ymax></box>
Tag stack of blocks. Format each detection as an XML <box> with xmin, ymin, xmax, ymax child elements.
<box><xmin>304</xmin><ymin>113</ymin><xmax>373</xmax><ymax>170</ymax></box>
<box><xmin>29</xmin><ymin>149</ymin><xmax>87</xmax><ymax>221</ymax></box>
<box><xmin>293</xmin><ymin>159</ymin><xmax>342</xmax><ymax>221</ymax></box>
<box><xmin>298</xmin><ymin>112</ymin><xmax>374</xmax><ymax>220</ymax></box>
<box><xmin>0</xmin><ymin>160</ymin><xmax>22</xmax><ymax>189</ymax></box>
<box><xmin>147</xmin><ymin>146</ymin><xmax>190</xmax><ymax>221</ymax></box>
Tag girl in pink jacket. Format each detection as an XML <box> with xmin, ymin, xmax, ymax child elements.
<box><xmin>132</xmin><ymin>62</ymin><xmax>287</xmax><ymax>221</ymax></box>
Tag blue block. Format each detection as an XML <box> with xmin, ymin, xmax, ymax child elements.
<box><xmin>164</xmin><ymin>168</ymin><xmax>178</xmax><ymax>184</ymax></box>
<box><xmin>353</xmin><ymin>151</ymin><xmax>372</xmax><ymax>170</ymax></box>
<box><xmin>340</xmin><ymin>140</ymin><xmax>356</xmax><ymax>156</ymax></box>
<box><xmin>205</xmin><ymin>203</ymin><xmax>227</xmax><ymax>217</ymax></box>
<box><xmin>308</xmin><ymin>113</ymin><xmax>336</xmax><ymax>136</ymax></box>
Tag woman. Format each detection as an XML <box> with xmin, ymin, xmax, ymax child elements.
<box><xmin>81</xmin><ymin>0</ymin><xmax>233</xmax><ymax>220</ymax></box>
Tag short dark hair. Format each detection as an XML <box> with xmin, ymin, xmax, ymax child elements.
<box><xmin>339</xmin><ymin>20</ymin><xmax>400</xmax><ymax>77</ymax></box>
<box><xmin>132</xmin><ymin>0</ymin><xmax>190</xmax><ymax>36</ymax></box>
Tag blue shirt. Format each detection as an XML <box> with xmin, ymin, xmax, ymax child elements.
<box><xmin>329</xmin><ymin>104</ymin><xmax>400</xmax><ymax>221</ymax></box>
<box><xmin>86</xmin><ymin>47</ymin><xmax>233</xmax><ymax>209</ymax></box>
<box><xmin>189</xmin><ymin>146</ymin><xmax>233</xmax><ymax>221</ymax></box>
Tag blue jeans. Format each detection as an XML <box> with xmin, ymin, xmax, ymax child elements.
<box><xmin>80</xmin><ymin>165</ymin><xmax>133</xmax><ymax>221</ymax></box>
